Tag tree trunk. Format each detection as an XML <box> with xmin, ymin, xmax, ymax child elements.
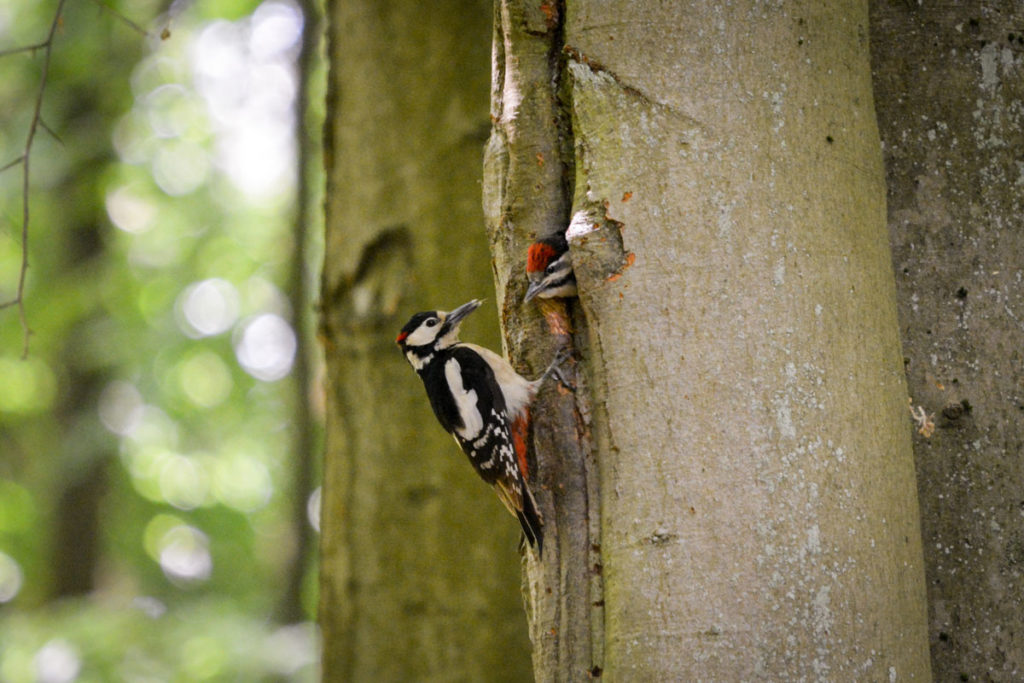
<box><xmin>488</xmin><ymin>0</ymin><xmax>932</xmax><ymax>679</ymax></box>
<box><xmin>871</xmin><ymin>2</ymin><xmax>1024</xmax><ymax>678</ymax></box>
<box><xmin>484</xmin><ymin>1</ymin><xmax>602</xmax><ymax>679</ymax></box>
<box><xmin>275</xmin><ymin>0</ymin><xmax>322</xmax><ymax>626</ymax></box>
<box><xmin>318</xmin><ymin>1</ymin><xmax>532</xmax><ymax>680</ymax></box>
<box><xmin>46</xmin><ymin>0</ymin><xmax>142</xmax><ymax>595</ymax></box>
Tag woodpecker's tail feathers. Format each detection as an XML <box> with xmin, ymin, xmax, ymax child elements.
<box><xmin>517</xmin><ymin>484</ymin><xmax>544</xmax><ymax>557</ymax></box>
<box><xmin>493</xmin><ymin>477</ymin><xmax>544</xmax><ymax>556</ymax></box>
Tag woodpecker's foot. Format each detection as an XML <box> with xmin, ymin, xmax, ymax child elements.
<box><xmin>541</xmin><ymin>347</ymin><xmax>575</xmax><ymax>391</ymax></box>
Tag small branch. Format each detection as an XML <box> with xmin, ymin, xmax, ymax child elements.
<box><xmin>0</xmin><ymin>42</ymin><xmax>49</xmax><ymax>59</ymax></box>
<box><xmin>38</xmin><ymin>118</ymin><xmax>65</xmax><ymax>146</ymax></box>
<box><xmin>0</xmin><ymin>0</ymin><xmax>68</xmax><ymax>357</ymax></box>
<box><xmin>2</xmin><ymin>1</ymin><xmax>151</xmax><ymax>356</ymax></box>
<box><xmin>0</xmin><ymin>156</ymin><xmax>25</xmax><ymax>174</ymax></box>
<box><xmin>88</xmin><ymin>0</ymin><xmax>151</xmax><ymax>37</ymax></box>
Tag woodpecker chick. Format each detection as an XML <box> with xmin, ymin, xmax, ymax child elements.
<box><xmin>396</xmin><ymin>299</ymin><xmax>558</xmax><ymax>555</ymax></box>
<box><xmin>525</xmin><ymin>234</ymin><xmax>577</xmax><ymax>302</ymax></box>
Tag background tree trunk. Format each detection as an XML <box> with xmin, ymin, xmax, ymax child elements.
<box><xmin>871</xmin><ymin>2</ymin><xmax>1024</xmax><ymax>678</ymax></box>
<box><xmin>318</xmin><ymin>1</ymin><xmax>532</xmax><ymax>680</ymax></box>
<box><xmin>275</xmin><ymin>0</ymin><xmax>322</xmax><ymax>626</ymax></box>
<box><xmin>488</xmin><ymin>1</ymin><xmax>933</xmax><ymax>678</ymax></box>
<box><xmin>44</xmin><ymin>0</ymin><xmax>144</xmax><ymax>598</ymax></box>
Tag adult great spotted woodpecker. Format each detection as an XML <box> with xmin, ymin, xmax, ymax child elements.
<box><xmin>524</xmin><ymin>233</ymin><xmax>577</xmax><ymax>302</ymax></box>
<box><xmin>396</xmin><ymin>299</ymin><xmax>561</xmax><ymax>555</ymax></box>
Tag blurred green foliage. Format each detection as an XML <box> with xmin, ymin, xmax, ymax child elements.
<box><xmin>0</xmin><ymin>601</ymin><xmax>318</xmax><ymax>681</ymax></box>
<box><xmin>0</xmin><ymin>0</ymin><xmax>321</xmax><ymax>679</ymax></box>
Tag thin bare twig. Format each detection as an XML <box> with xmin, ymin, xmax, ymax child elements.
<box><xmin>0</xmin><ymin>156</ymin><xmax>25</xmax><ymax>174</ymax></box>
<box><xmin>2</xmin><ymin>0</ymin><xmax>151</xmax><ymax>357</ymax></box>
<box><xmin>0</xmin><ymin>0</ymin><xmax>68</xmax><ymax>357</ymax></box>
<box><xmin>38</xmin><ymin>117</ymin><xmax>65</xmax><ymax>146</ymax></box>
<box><xmin>88</xmin><ymin>0</ymin><xmax>150</xmax><ymax>37</ymax></box>
<box><xmin>0</xmin><ymin>42</ymin><xmax>49</xmax><ymax>59</ymax></box>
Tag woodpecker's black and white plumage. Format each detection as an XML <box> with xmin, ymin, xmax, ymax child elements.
<box><xmin>524</xmin><ymin>233</ymin><xmax>577</xmax><ymax>302</ymax></box>
<box><xmin>396</xmin><ymin>299</ymin><xmax>554</xmax><ymax>554</ymax></box>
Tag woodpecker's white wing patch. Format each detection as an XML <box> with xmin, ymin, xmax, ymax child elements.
<box><xmin>445</xmin><ymin>357</ymin><xmax>483</xmax><ymax>439</ymax></box>
<box><xmin>458</xmin><ymin>343</ymin><xmax>536</xmax><ymax>419</ymax></box>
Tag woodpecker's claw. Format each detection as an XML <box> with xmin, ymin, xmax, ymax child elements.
<box><xmin>540</xmin><ymin>348</ymin><xmax>574</xmax><ymax>391</ymax></box>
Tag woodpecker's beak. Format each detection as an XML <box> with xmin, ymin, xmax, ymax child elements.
<box><xmin>445</xmin><ymin>299</ymin><xmax>482</xmax><ymax>327</ymax></box>
<box><xmin>524</xmin><ymin>279</ymin><xmax>545</xmax><ymax>303</ymax></box>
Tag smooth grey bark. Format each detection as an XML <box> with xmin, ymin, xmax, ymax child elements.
<box><xmin>318</xmin><ymin>1</ymin><xmax>531</xmax><ymax>680</ymax></box>
<box><xmin>871</xmin><ymin>2</ymin><xmax>1024</xmax><ymax>678</ymax></box>
<box><xmin>489</xmin><ymin>0</ymin><xmax>933</xmax><ymax>679</ymax></box>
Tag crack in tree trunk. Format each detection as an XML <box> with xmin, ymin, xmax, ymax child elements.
<box><xmin>485</xmin><ymin>1</ymin><xmax>605</xmax><ymax>679</ymax></box>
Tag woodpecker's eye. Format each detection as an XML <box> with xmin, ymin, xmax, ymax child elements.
<box><xmin>425</xmin><ymin>317</ymin><xmax>439</xmax><ymax>327</ymax></box>
<box><xmin>546</xmin><ymin>263</ymin><xmax>557</xmax><ymax>274</ymax></box>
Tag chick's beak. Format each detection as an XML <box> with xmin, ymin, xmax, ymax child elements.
<box><xmin>524</xmin><ymin>279</ymin><xmax>545</xmax><ymax>303</ymax></box>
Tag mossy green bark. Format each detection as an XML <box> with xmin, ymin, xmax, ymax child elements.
<box><xmin>318</xmin><ymin>2</ymin><xmax>531</xmax><ymax>680</ymax></box>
